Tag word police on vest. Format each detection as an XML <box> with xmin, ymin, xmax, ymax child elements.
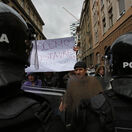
<box><xmin>123</xmin><ymin>62</ymin><xmax>132</xmax><ymax>68</ymax></box>
<box><xmin>0</xmin><ymin>34</ymin><xmax>9</xmax><ymax>43</ymax></box>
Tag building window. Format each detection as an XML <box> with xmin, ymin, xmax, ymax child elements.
<box><xmin>107</xmin><ymin>0</ymin><xmax>111</xmax><ymax>6</ymax></box>
<box><xmin>102</xmin><ymin>17</ymin><xmax>106</xmax><ymax>33</ymax></box>
<box><xmin>96</xmin><ymin>53</ymin><xmax>100</xmax><ymax>64</ymax></box>
<box><xmin>101</xmin><ymin>0</ymin><xmax>104</xmax><ymax>8</ymax></box>
<box><xmin>32</xmin><ymin>13</ymin><xmax>35</xmax><ymax>21</ymax></box>
<box><xmin>90</xmin><ymin>54</ymin><xmax>93</xmax><ymax>66</ymax></box>
<box><xmin>101</xmin><ymin>10</ymin><xmax>105</xmax><ymax>18</ymax></box>
<box><xmin>118</xmin><ymin>0</ymin><xmax>125</xmax><ymax>16</ymax></box>
<box><xmin>21</xmin><ymin>0</ymin><xmax>24</xmax><ymax>8</ymax></box>
<box><xmin>104</xmin><ymin>46</ymin><xmax>108</xmax><ymax>52</ymax></box>
<box><xmin>92</xmin><ymin>0</ymin><xmax>96</xmax><ymax>6</ymax></box>
<box><xmin>89</xmin><ymin>35</ymin><xmax>92</xmax><ymax>48</ymax></box>
<box><xmin>95</xmin><ymin>30</ymin><xmax>98</xmax><ymax>43</ymax></box>
<box><xmin>108</xmin><ymin>7</ymin><xmax>113</xmax><ymax>27</ymax></box>
<box><xmin>27</xmin><ymin>7</ymin><xmax>30</xmax><ymax>15</ymax></box>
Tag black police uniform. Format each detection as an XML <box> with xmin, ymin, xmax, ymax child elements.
<box><xmin>0</xmin><ymin>82</ymin><xmax>66</xmax><ymax>132</ymax></box>
<box><xmin>70</xmin><ymin>32</ymin><xmax>132</xmax><ymax>132</ymax></box>
<box><xmin>0</xmin><ymin>2</ymin><xmax>66</xmax><ymax>132</ymax></box>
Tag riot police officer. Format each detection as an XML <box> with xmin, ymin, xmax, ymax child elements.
<box><xmin>0</xmin><ymin>2</ymin><xmax>66</xmax><ymax>132</ymax></box>
<box><xmin>70</xmin><ymin>32</ymin><xmax>132</xmax><ymax>132</ymax></box>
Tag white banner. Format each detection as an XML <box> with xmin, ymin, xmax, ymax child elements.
<box><xmin>25</xmin><ymin>37</ymin><xmax>76</xmax><ymax>72</ymax></box>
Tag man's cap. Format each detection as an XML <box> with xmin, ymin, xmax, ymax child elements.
<box><xmin>74</xmin><ymin>61</ymin><xmax>87</xmax><ymax>69</ymax></box>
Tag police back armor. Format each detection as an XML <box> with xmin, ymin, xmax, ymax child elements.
<box><xmin>73</xmin><ymin>89</ymin><xmax>132</xmax><ymax>132</ymax></box>
<box><xmin>0</xmin><ymin>90</ymin><xmax>65</xmax><ymax>132</ymax></box>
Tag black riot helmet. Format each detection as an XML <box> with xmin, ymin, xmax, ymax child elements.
<box><xmin>105</xmin><ymin>32</ymin><xmax>132</xmax><ymax>78</ymax></box>
<box><xmin>0</xmin><ymin>2</ymin><xmax>34</xmax><ymax>67</ymax></box>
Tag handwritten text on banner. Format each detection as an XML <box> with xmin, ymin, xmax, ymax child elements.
<box><xmin>25</xmin><ymin>37</ymin><xmax>76</xmax><ymax>72</ymax></box>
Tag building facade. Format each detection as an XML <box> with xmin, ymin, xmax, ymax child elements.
<box><xmin>78</xmin><ymin>0</ymin><xmax>93</xmax><ymax>66</ymax></box>
<box><xmin>93</xmin><ymin>0</ymin><xmax>132</xmax><ymax>65</ymax></box>
<box><xmin>78</xmin><ymin>0</ymin><xmax>132</xmax><ymax>67</ymax></box>
<box><xmin>0</xmin><ymin>0</ymin><xmax>46</xmax><ymax>40</ymax></box>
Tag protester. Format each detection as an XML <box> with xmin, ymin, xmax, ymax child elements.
<box><xmin>22</xmin><ymin>72</ymin><xmax>42</xmax><ymax>88</ymax></box>
<box><xmin>70</xmin><ymin>32</ymin><xmax>132</xmax><ymax>132</ymax></box>
<box><xmin>58</xmin><ymin>61</ymin><xmax>102</xmax><ymax>128</ymax></box>
<box><xmin>95</xmin><ymin>65</ymin><xmax>104</xmax><ymax>77</ymax></box>
<box><xmin>73</xmin><ymin>61</ymin><xmax>88</xmax><ymax>78</ymax></box>
<box><xmin>95</xmin><ymin>64</ymin><xmax>107</xmax><ymax>90</ymax></box>
<box><xmin>42</xmin><ymin>72</ymin><xmax>59</xmax><ymax>88</ymax></box>
<box><xmin>63</xmin><ymin>61</ymin><xmax>102</xmax><ymax>111</ymax></box>
<box><xmin>0</xmin><ymin>2</ymin><xmax>66</xmax><ymax>131</ymax></box>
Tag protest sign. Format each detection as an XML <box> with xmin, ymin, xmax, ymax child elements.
<box><xmin>25</xmin><ymin>37</ymin><xmax>76</xmax><ymax>72</ymax></box>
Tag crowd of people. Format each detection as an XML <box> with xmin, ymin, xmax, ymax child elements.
<box><xmin>0</xmin><ymin>2</ymin><xmax>132</xmax><ymax>132</ymax></box>
<box><xmin>21</xmin><ymin>63</ymin><xmax>107</xmax><ymax>90</ymax></box>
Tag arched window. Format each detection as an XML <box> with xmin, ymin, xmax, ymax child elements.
<box><xmin>104</xmin><ymin>46</ymin><xmax>107</xmax><ymax>52</ymax></box>
<box><xmin>96</xmin><ymin>52</ymin><xmax>100</xmax><ymax>64</ymax></box>
<box><xmin>21</xmin><ymin>0</ymin><xmax>25</xmax><ymax>8</ymax></box>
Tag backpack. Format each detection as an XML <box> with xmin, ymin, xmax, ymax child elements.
<box><xmin>74</xmin><ymin>89</ymin><xmax>132</xmax><ymax>132</ymax></box>
<box><xmin>99</xmin><ymin>90</ymin><xmax>132</xmax><ymax>132</ymax></box>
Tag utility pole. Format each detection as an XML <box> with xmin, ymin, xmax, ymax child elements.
<box><xmin>62</xmin><ymin>7</ymin><xmax>79</xmax><ymax>21</ymax></box>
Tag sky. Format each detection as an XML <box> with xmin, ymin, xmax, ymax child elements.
<box><xmin>31</xmin><ymin>0</ymin><xmax>84</xmax><ymax>39</ymax></box>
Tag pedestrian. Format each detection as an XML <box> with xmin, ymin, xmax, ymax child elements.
<box><xmin>95</xmin><ymin>64</ymin><xmax>104</xmax><ymax>77</ymax></box>
<box><xmin>64</xmin><ymin>61</ymin><xmax>103</xmax><ymax>111</ymax></box>
<box><xmin>0</xmin><ymin>2</ymin><xmax>66</xmax><ymax>132</ymax></box>
<box><xmin>59</xmin><ymin>61</ymin><xmax>102</xmax><ymax>128</ymax></box>
<box><xmin>95</xmin><ymin>64</ymin><xmax>107</xmax><ymax>90</ymax></box>
<box><xmin>42</xmin><ymin>72</ymin><xmax>59</xmax><ymax>88</ymax></box>
<box><xmin>70</xmin><ymin>32</ymin><xmax>132</xmax><ymax>132</ymax></box>
<box><xmin>22</xmin><ymin>72</ymin><xmax>42</xmax><ymax>88</ymax></box>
